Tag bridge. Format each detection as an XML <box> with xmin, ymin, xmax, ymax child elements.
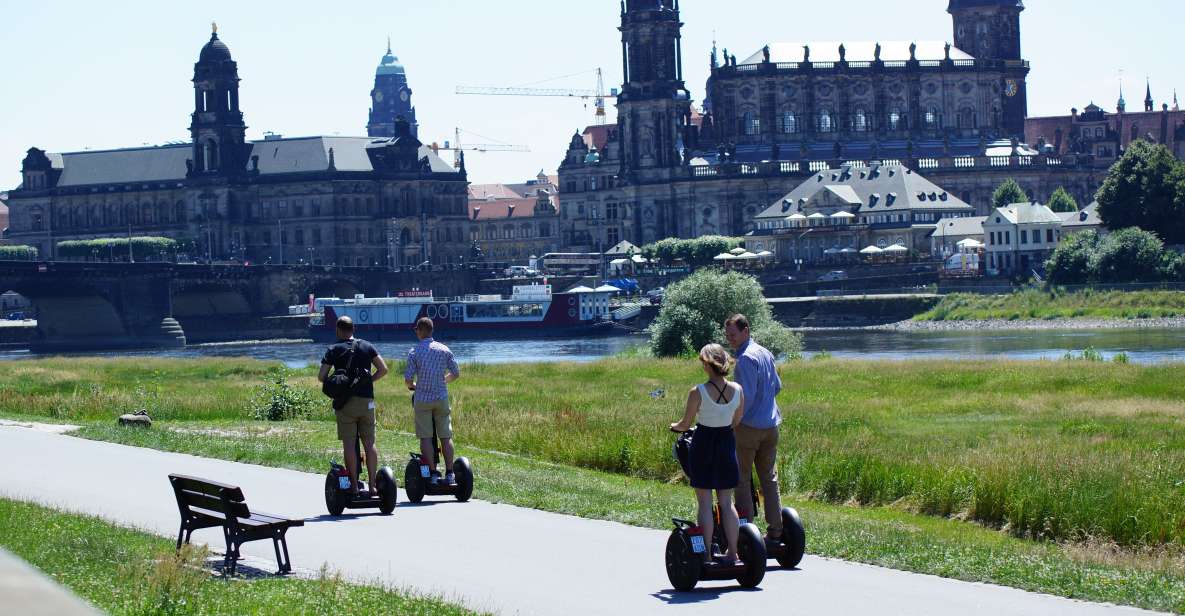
<box><xmin>0</xmin><ymin>261</ymin><xmax>479</xmax><ymax>351</ymax></box>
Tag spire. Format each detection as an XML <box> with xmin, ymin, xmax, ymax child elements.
<box><xmin>386</xmin><ymin>36</ymin><xmax>392</xmax><ymax>55</ymax></box>
<box><xmin>1175</xmin><ymin>90</ymin><xmax>1180</xmax><ymax>112</ymax></box>
<box><xmin>1145</xmin><ymin>77</ymin><xmax>1154</xmax><ymax>112</ymax></box>
<box><xmin>1117</xmin><ymin>75</ymin><xmax>1126</xmax><ymax>113</ymax></box>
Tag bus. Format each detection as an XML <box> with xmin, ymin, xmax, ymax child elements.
<box><xmin>539</xmin><ymin>252</ymin><xmax>602</xmax><ymax>276</ymax></box>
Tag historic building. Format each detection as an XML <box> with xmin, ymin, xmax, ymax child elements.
<box><xmin>748</xmin><ymin>164</ymin><xmax>975</xmax><ymax>263</ymax></box>
<box><xmin>467</xmin><ymin>189</ymin><xmax>560</xmax><ymax>263</ymax></box>
<box><xmin>558</xmin><ymin>0</ymin><xmax>1103</xmax><ymax>253</ymax></box>
<box><xmin>6</xmin><ymin>28</ymin><xmax>469</xmax><ymax>267</ymax></box>
<box><xmin>367</xmin><ymin>39</ymin><xmax>418</xmax><ymax>138</ymax></box>
<box><xmin>1025</xmin><ymin>83</ymin><xmax>1185</xmax><ymax>162</ymax></box>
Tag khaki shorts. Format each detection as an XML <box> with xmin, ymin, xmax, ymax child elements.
<box><xmin>335</xmin><ymin>396</ymin><xmax>376</xmax><ymax>442</ymax></box>
<box><xmin>413</xmin><ymin>397</ymin><xmax>453</xmax><ymax>439</ymax></box>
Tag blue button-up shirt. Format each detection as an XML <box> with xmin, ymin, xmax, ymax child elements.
<box><xmin>404</xmin><ymin>338</ymin><xmax>460</xmax><ymax>403</ymax></box>
<box><xmin>734</xmin><ymin>339</ymin><xmax>782</xmax><ymax>429</ymax></box>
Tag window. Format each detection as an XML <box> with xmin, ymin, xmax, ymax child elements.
<box><xmin>590</xmin><ymin>205</ymin><xmax>599</xmax><ymax>220</ymax></box>
<box><xmin>1020</xmin><ymin>230</ymin><xmax>1028</xmax><ymax>244</ymax></box>
<box><xmin>959</xmin><ymin>108</ymin><xmax>976</xmax><ymax>129</ymax></box>
<box><xmin>607</xmin><ymin>227</ymin><xmax>620</xmax><ymax>245</ymax></box>
<box><xmin>1047</xmin><ymin>229</ymin><xmax>1054</xmax><ymax>243</ymax></box>
<box><xmin>853</xmin><ymin>109</ymin><xmax>868</xmax><ymax>132</ymax></box>
<box><xmin>742</xmin><ymin>111</ymin><xmax>760</xmax><ymax>136</ymax></box>
<box><xmin>354</xmin><ymin>228</ymin><xmax>363</xmax><ymax>243</ymax></box>
<box><xmin>295</xmin><ymin>229</ymin><xmax>305</xmax><ymax>245</ymax></box>
<box><xmin>311</xmin><ymin>198</ymin><xmax>321</xmax><ymax>216</ymax></box>
<box><xmin>888</xmin><ymin>109</ymin><xmax>903</xmax><ymax>131</ymax></box>
<box><xmin>1032</xmin><ymin>230</ymin><xmax>1041</xmax><ymax>244</ymax></box>
<box><xmin>313</xmin><ymin>228</ymin><xmax>322</xmax><ymax>245</ymax></box>
<box><xmin>281</xmin><ymin>229</ymin><xmax>288</xmax><ymax>245</ymax></box>
<box><xmin>1005</xmin><ymin>231</ymin><xmax>1011</xmax><ymax>244</ymax></box>
<box><xmin>606</xmin><ymin>203</ymin><xmax>619</xmax><ymax>220</ymax></box>
<box><xmin>926</xmin><ymin>107</ymin><xmax>940</xmax><ymax>128</ymax></box>
<box><xmin>780</xmin><ymin>111</ymin><xmax>798</xmax><ymax>134</ymax></box>
<box><xmin>818</xmin><ymin>110</ymin><xmax>834</xmax><ymax>133</ymax></box>
<box><xmin>293</xmin><ymin>201</ymin><xmax>304</xmax><ymax>217</ymax></box>
<box><xmin>279</xmin><ymin>200</ymin><xmax>288</xmax><ymax>217</ymax></box>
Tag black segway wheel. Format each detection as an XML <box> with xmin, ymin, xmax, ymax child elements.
<box><xmin>404</xmin><ymin>458</ymin><xmax>425</xmax><ymax>503</ymax></box>
<box><xmin>777</xmin><ymin>507</ymin><xmax>806</xmax><ymax>569</ymax></box>
<box><xmin>664</xmin><ymin>530</ymin><xmax>701</xmax><ymax>592</ymax></box>
<box><xmin>376</xmin><ymin>467</ymin><xmax>398</xmax><ymax>514</ymax></box>
<box><xmin>735</xmin><ymin>523</ymin><xmax>767</xmax><ymax>588</ymax></box>
<box><xmin>453</xmin><ymin>457</ymin><xmax>474</xmax><ymax>502</ymax></box>
<box><xmin>324</xmin><ymin>472</ymin><xmax>346</xmax><ymax>516</ymax></box>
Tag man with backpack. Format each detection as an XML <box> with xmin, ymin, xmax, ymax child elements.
<box><xmin>318</xmin><ymin>315</ymin><xmax>389</xmax><ymax>495</ymax></box>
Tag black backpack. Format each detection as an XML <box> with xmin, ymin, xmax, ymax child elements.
<box><xmin>322</xmin><ymin>340</ymin><xmax>363</xmax><ymax>407</ymax></box>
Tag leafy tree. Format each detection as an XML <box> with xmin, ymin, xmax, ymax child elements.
<box><xmin>0</xmin><ymin>245</ymin><xmax>38</xmax><ymax>260</ymax></box>
<box><xmin>649</xmin><ymin>269</ymin><xmax>802</xmax><ymax>358</ymax></box>
<box><xmin>641</xmin><ymin>236</ymin><xmax>743</xmax><ymax>266</ymax></box>
<box><xmin>1088</xmin><ymin>227</ymin><xmax>1174</xmax><ymax>283</ymax></box>
<box><xmin>1047</xmin><ymin>187</ymin><xmax>1079</xmax><ymax>213</ymax></box>
<box><xmin>1096</xmin><ymin>140</ymin><xmax>1185</xmax><ymax>243</ymax></box>
<box><xmin>1044</xmin><ymin>231</ymin><xmax>1100</xmax><ymax>284</ymax></box>
<box><xmin>992</xmin><ymin>179</ymin><xmax>1029</xmax><ymax>210</ymax></box>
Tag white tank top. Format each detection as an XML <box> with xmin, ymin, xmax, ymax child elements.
<box><xmin>697</xmin><ymin>382</ymin><xmax>739</xmax><ymax>428</ymax></box>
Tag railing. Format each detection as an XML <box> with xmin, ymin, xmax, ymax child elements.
<box><xmin>692</xmin><ymin>165</ymin><xmax>719</xmax><ymax>177</ymax></box>
<box><xmin>712</xmin><ymin>58</ymin><xmax>1028</xmax><ymax>77</ymax></box>
<box><xmin>778</xmin><ymin>161</ymin><xmax>802</xmax><ymax>173</ymax></box>
<box><xmin>740</xmin><ymin>164</ymin><xmax>760</xmax><ymax>175</ymax></box>
<box><xmin>954</xmin><ymin>156</ymin><xmax>976</xmax><ymax>168</ymax></box>
<box><xmin>917</xmin><ymin>158</ymin><xmax>939</xmax><ymax>169</ymax></box>
<box><xmin>671</xmin><ymin>154</ymin><xmax>1090</xmax><ymax>182</ymax></box>
<box><xmin>990</xmin><ymin>156</ymin><xmax>1011</xmax><ymax>167</ymax></box>
<box><xmin>808</xmin><ymin>161</ymin><xmax>829</xmax><ymax>172</ymax></box>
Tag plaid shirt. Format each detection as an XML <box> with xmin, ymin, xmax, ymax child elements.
<box><xmin>404</xmin><ymin>337</ymin><xmax>460</xmax><ymax>402</ymax></box>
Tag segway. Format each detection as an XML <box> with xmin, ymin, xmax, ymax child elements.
<box><xmin>740</xmin><ymin>474</ymin><xmax>806</xmax><ymax>569</ymax></box>
<box><xmin>403</xmin><ymin>395</ymin><xmax>474</xmax><ymax>503</ymax></box>
<box><xmin>665</xmin><ymin>428</ymin><xmax>767</xmax><ymax>591</ymax></box>
<box><xmin>325</xmin><ymin>435</ymin><xmax>398</xmax><ymax>515</ymax></box>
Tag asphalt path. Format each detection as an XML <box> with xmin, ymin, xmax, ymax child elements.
<box><xmin>0</xmin><ymin>425</ymin><xmax>1164</xmax><ymax>616</ymax></box>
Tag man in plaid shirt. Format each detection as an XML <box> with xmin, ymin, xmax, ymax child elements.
<box><xmin>404</xmin><ymin>317</ymin><xmax>461</xmax><ymax>485</ymax></box>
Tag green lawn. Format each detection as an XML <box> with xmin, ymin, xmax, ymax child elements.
<box><xmin>5</xmin><ymin>356</ymin><xmax>1185</xmax><ymax>612</ymax></box>
<box><xmin>0</xmin><ymin>499</ymin><xmax>482</xmax><ymax>616</ymax></box>
<box><xmin>916</xmin><ymin>288</ymin><xmax>1185</xmax><ymax>321</ymax></box>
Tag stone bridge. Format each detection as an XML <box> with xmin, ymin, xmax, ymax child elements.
<box><xmin>0</xmin><ymin>261</ymin><xmax>479</xmax><ymax>351</ymax></box>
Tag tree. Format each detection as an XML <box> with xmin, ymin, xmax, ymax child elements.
<box><xmin>649</xmin><ymin>269</ymin><xmax>802</xmax><ymax>358</ymax></box>
<box><xmin>1096</xmin><ymin>140</ymin><xmax>1185</xmax><ymax>244</ymax></box>
<box><xmin>1044</xmin><ymin>231</ymin><xmax>1099</xmax><ymax>284</ymax></box>
<box><xmin>1089</xmin><ymin>227</ymin><xmax>1174</xmax><ymax>283</ymax></box>
<box><xmin>1047</xmin><ymin>187</ymin><xmax>1078</xmax><ymax>213</ymax></box>
<box><xmin>992</xmin><ymin>179</ymin><xmax>1029</xmax><ymax>211</ymax></box>
<box><xmin>0</xmin><ymin>245</ymin><xmax>38</xmax><ymax>260</ymax></box>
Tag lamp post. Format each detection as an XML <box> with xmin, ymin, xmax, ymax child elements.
<box><xmin>277</xmin><ymin>219</ymin><xmax>284</xmax><ymax>265</ymax></box>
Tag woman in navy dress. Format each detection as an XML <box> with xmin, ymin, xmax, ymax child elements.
<box><xmin>670</xmin><ymin>343</ymin><xmax>745</xmax><ymax>564</ymax></box>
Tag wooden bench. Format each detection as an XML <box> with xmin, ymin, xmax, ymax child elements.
<box><xmin>168</xmin><ymin>474</ymin><xmax>304</xmax><ymax>575</ymax></box>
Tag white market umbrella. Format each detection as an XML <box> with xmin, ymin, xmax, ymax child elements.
<box><xmin>729</xmin><ymin>247</ymin><xmax>747</xmax><ymax>255</ymax></box>
<box><xmin>840</xmin><ymin>247</ymin><xmax>858</xmax><ymax>254</ymax></box>
<box><xmin>830</xmin><ymin>211</ymin><xmax>856</xmax><ymax>218</ymax></box>
<box><xmin>884</xmin><ymin>244</ymin><xmax>909</xmax><ymax>253</ymax></box>
<box><xmin>824</xmin><ymin>247</ymin><xmax>841</xmax><ymax>255</ymax></box>
<box><xmin>860</xmin><ymin>246</ymin><xmax>883</xmax><ymax>255</ymax></box>
<box><xmin>786</xmin><ymin>213</ymin><xmax>807</xmax><ymax>220</ymax></box>
<box><xmin>631</xmin><ymin>254</ymin><xmax>649</xmax><ymax>264</ymax></box>
<box><xmin>737</xmin><ymin>251</ymin><xmax>760</xmax><ymax>260</ymax></box>
<box><xmin>807</xmin><ymin>212</ymin><xmax>826</xmax><ymax>219</ymax></box>
<box><xmin>957</xmin><ymin>238</ymin><xmax>984</xmax><ymax>248</ymax></box>
<box><xmin>609</xmin><ymin>258</ymin><xmax>629</xmax><ymax>265</ymax></box>
<box><xmin>714</xmin><ymin>253</ymin><xmax>734</xmax><ymax>261</ymax></box>
<box><xmin>757</xmin><ymin>250</ymin><xmax>774</xmax><ymax>258</ymax></box>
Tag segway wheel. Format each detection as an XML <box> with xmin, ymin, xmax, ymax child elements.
<box><xmin>664</xmin><ymin>531</ymin><xmax>701</xmax><ymax>592</ymax></box>
<box><xmin>777</xmin><ymin>507</ymin><xmax>806</xmax><ymax>569</ymax></box>
<box><xmin>735</xmin><ymin>523</ymin><xmax>767</xmax><ymax>588</ymax></box>
<box><xmin>376</xmin><ymin>467</ymin><xmax>399</xmax><ymax>514</ymax></box>
<box><xmin>404</xmin><ymin>459</ymin><xmax>425</xmax><ymax>503</ymax></box>
<box><xmin>453</xmin><ymin>457</ymin><xmax>474</xmax><ymax>502</ymax></box>
<box><xmin>324</xmin><ymin>472</ymin><xmax>346</xmax><ymax>516</ymax></box>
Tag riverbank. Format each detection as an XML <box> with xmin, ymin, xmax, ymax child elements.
<box><xmin>915</xmin><ymin>288</ymin><xmax>1185</xmax><ymax>322</ymax></box>
<box><xmin>4</xmin><ymin>355</ymin><xmax>1185</xmax><ymax>613</ymax></box>
<box><xmin>873</xmin><ymin>316</ymin><xmax>1185</xmax><ymax>332</ymax></box>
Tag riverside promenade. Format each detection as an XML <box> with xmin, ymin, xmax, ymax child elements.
<box><xmin>0</xmin><ymin>424</ymin><xmax>1163</xmax><ymax>616</ymax></box>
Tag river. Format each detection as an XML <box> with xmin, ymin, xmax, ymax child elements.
<box><xmin>2</xmin><ymin>328</ymin><xmax>1185</xmax><ymax>365</ymax></box>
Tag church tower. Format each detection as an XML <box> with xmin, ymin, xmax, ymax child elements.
<box><xmin>189</xmin><ymin>24</ymin><xmax>249</xmax><ymax>177</ymax></box>
<box><xmin>367</xmin><ymin>39</ymin><xmax>417</xmax><ymax>138</ymax></box>
<box><xmin>948</xmin><ymin>0</ymin><xmax>1023</xmax><ymax>61</ymax></box>
<box><xmin>616</xmin><ymin>0</ymin><xmax>691</xmax><ymax>178</ymax></box>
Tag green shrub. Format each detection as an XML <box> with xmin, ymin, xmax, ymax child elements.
<box><xmin>640</xmin><ymin>236</ymin><xmax>743</xmax><ymax>266</ymax></box>
<box><xmin>649</xmin><ymin>269</ymin><xmax>802</xmax><ymax>358</ymax></box>
<box><xmin>249</xmin><ymin>368</ymin><xmax>318</xmax><ymax>421</ymax></box>
<box><xmin>0</xmin><ymin>245</ymin><xmax>38</xmax><ymax>260</ymax></box>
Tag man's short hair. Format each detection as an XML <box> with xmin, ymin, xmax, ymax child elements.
<box><xmin>415</xmin><ymin>317</ymin><xmax>434</xmax><ymax>335</ymax></box>
<box><xmin>725</xmin><ymin>314</ymin><xmax>750</xmax><ymax>332</ymax></box>
<box><xmin>336</xmin><ymin>316</ymin><xmax>355</xmax><ymax>333</ymax></box>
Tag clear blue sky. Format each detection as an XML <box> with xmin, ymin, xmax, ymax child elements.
<box><xmin>1</xmin><ymin>0</ymin><xmax>1180</xmax><ymax>189</ymax></box>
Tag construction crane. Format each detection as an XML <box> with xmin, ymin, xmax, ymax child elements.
<box><xmin>457</xmin><ymin>68</ymin><xmax>619</xmax><ymax>125</ymax></box>
<box><xmin>429</xmin><ymin>128</ymin><xmax>529</xmax><ymax>168</ymax></box>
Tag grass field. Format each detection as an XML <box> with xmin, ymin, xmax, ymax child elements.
<box><xmin>915</xmin><ymin>288</ymin><xmax>1185</xmax><ymax>321</ymax></box>
<box><xmin>0</xmin><ymin>499</ymin><xmax>481</xmax><ymax>616</ymax></box>
<box><xmin>5</xmin><ymin>356</ymin><xmax>1185</xmax><ymax>612</ymax></box>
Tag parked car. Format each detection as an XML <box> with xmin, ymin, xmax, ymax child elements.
<box><xmin>817</xmin><ymin>270</ymin><xmax>849</xmax><ymax>282</ymax></box>
<box><xmin>504</xmin><ymin>265</ymin><xmax>539</xmax><ymax>278</ymax></box>
<box><xmin>5</xmin><ymin>311</ymin><xmax>26</xmax><ymax>321</ymax></box>
<box><xmin>646</xmin><ymin>287</ymin><xmax>665</xmax><ymax>305</ymax></box>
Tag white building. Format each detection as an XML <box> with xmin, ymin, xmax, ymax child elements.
<box><xmin>983</xmin><ymin>202</ymin><xmax>1063</xmax><ymax>276</ymax></box>
<box><xmin>931</xmin><ymin>215</ymin><xmax>987</xmax><ymax>257</ymax></box>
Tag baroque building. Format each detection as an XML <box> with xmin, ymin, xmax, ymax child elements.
<box><xmin>558</xmin><ymin>0</ymin><xmax>1102</xmax><ymax>254</ymax></box>
<box><xmin>1025</xmin><ymin>82</ymin><xmax>1185</xmax><ymax>162</ymax></box>
<box><xmin>367</xmin><ymin>39</ymin><xmax>418</xmax><ymax>138</ymax></box>
<box><xmin>6</xmin><ymin>27</ymin><xmax>468</xmax><ymax>267</ymax></box>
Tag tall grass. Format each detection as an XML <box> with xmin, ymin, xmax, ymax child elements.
<box><xmin>4</xmin><ymin>356</ymin><xmax>1185</xmax><ymax>548</ymax></box>
<box><xmin>916</xmin><ymin>288</ymin><xmax>1185</xmax><ymax>321</ymax></box>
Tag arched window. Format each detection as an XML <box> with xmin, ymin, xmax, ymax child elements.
<box><xmin>888</xmin><ymin>109</ymin><xmax>904</xmax><ymax>131</ymax></box>
<box><xmin>818</xmin><ymin>110</ymin><xmax>834</xmax><ymax>133</ymax></box>
<box><xmin>174</xmin><ymin>201</ymin><xmax>187</xmax><ymax>224</ymax></box>
<box><xmin>742</xmin><ymin>111</ymin><xmax>760</xmax><ymax>136</ymax></box>
<box><xmin>205</xmin><ymin>139</ymin><xmax>219</xmax><ymax>170</ymax></box>
<box><xmin>853</xmin><ymin>109</ymin><xmax>868</xmax><ymax>132</ymax></box>
<box><xmin>780</xmin><ymin>111</ymin><xmax>798</xmax><ymax>134</ymax></box>
<box><xmin>925</xmin><ymin>107</ymin><xmax>940</xmax><ymax>129</ymax></box>
<box><xmin>958</xmin><ymin>108</ymin><xmax>976</xmax><ymax>129</ymax></box>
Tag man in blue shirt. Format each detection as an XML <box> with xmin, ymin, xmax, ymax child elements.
<box><xmin>404</xmin><ymin>317</ymin><xmax>461</xmax><ymax>485</ymax></box>
<box><xmin>725</xmin><ymin>313</ymin><xmax>784</xmax><ymax>541</ymax></box>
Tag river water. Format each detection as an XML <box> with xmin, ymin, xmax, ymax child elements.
<box><xmin>2</xmin><ymin>328</ymin><xmax>1185</xmax><ymax>365</ymax></box>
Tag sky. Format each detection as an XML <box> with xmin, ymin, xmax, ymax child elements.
<box><xmin>1</xmin><ymin>0</ymin><xmax>1182</xmax><ymax>190</ymax></box>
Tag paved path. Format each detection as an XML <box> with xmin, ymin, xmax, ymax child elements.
<box><xmin>0</xmin><ymin>426</ymin><xmax>1163</xmax><ymax>616</ymax></box>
